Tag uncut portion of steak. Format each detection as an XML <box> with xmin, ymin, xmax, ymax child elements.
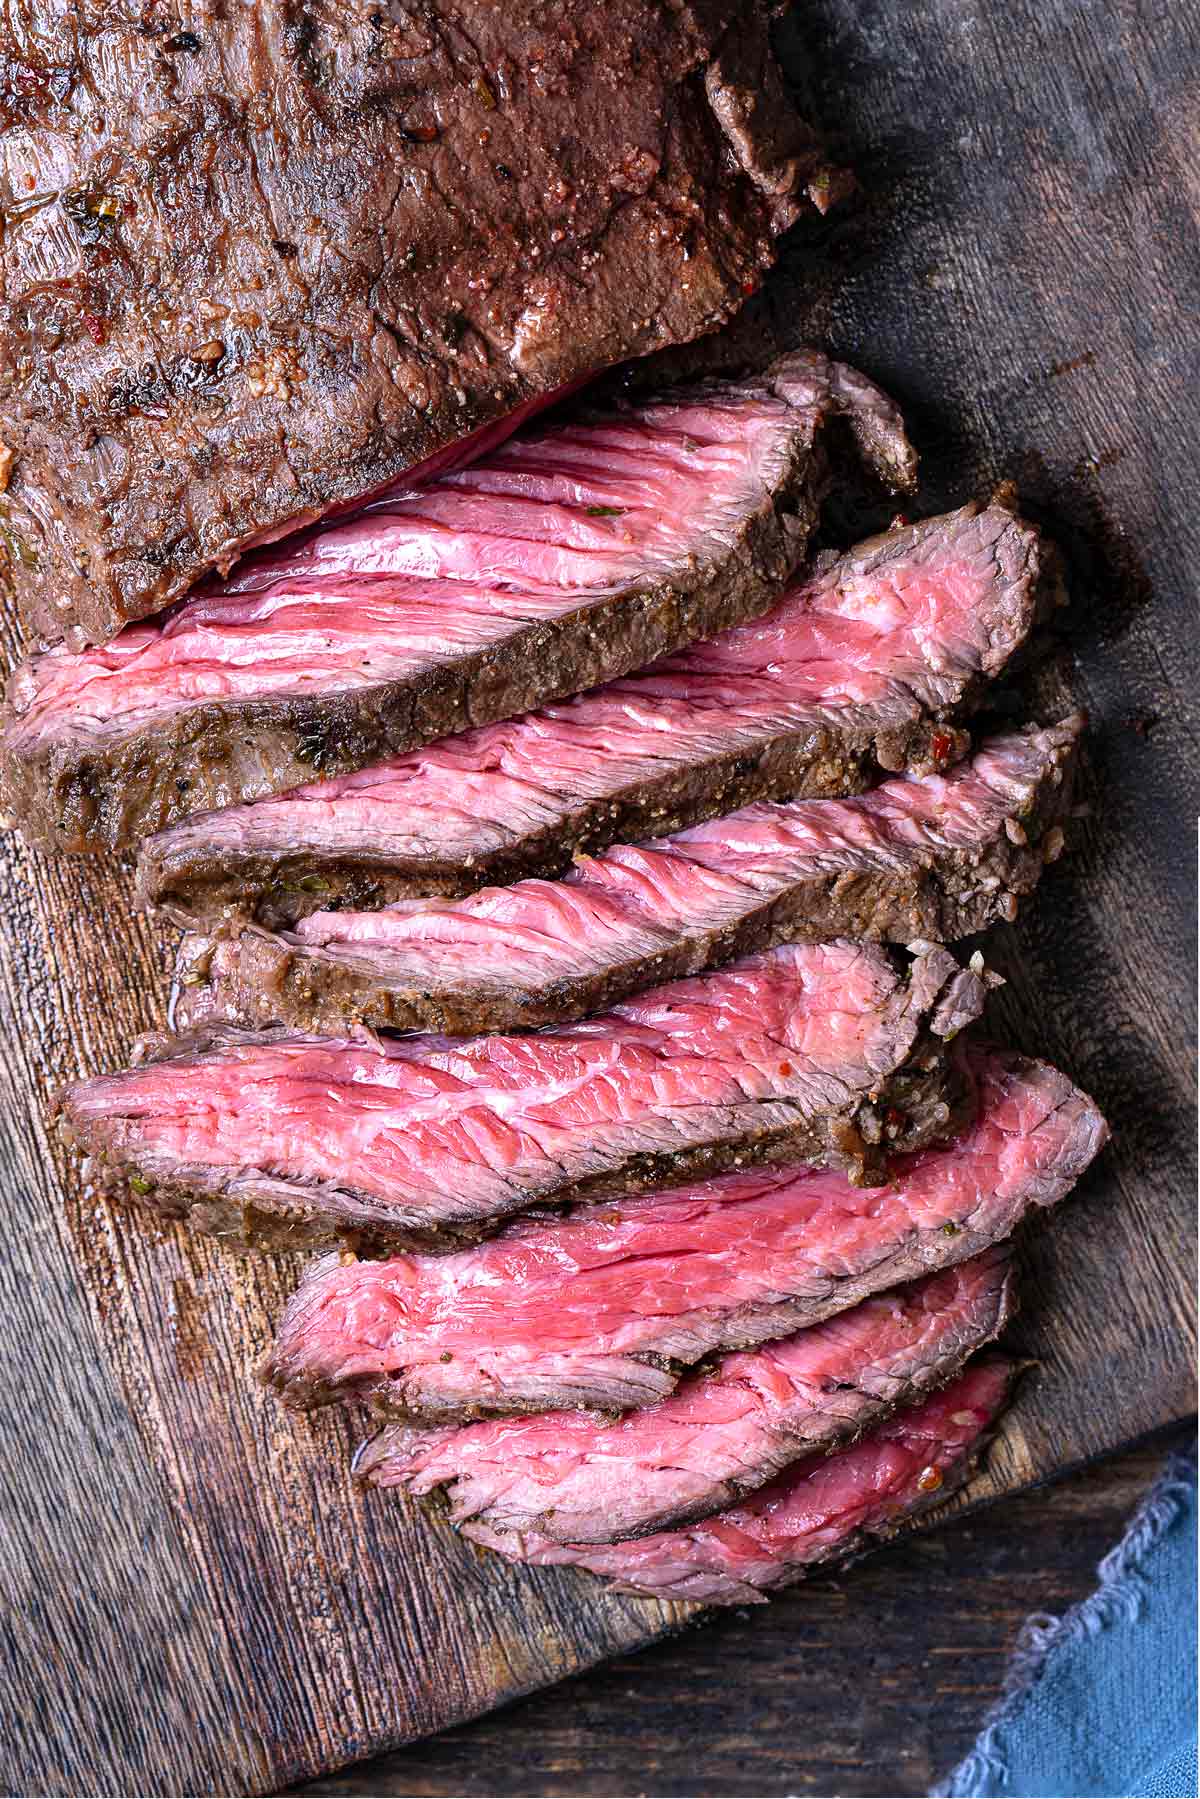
<box><xmin>457</xmin><ymin>1358</ymin><xmax>1015</xmax><ymax>1603</ymax></box>
<box><xmin>1</xmin><ymin>2</ymin><xmax>832</xmax><ymax>647</ymax></box>
<box><xmin>2</xmin><ymin>352</ymin><xmax>914</xmax><ymax>855</ymax></box>
<box><xmin>355</xmin><ymin>1251</ymin><xmax>1014</xmax><ymax>1543</ymax></box>
<box><xmin>174</xmin><ymin>720</ymin><xmax>1080</xmax><ymax>1037</ymax></box>
<box><xmin>264</xmin><ymin>1048</ymin><xmax>1105</xmax><ymax>1417</ymax></box>
<box><xmin>138</xmin><ymin>500</ymin><xmax>1052</xmax><ymax>931</ymax></box>
<box><xmin>53</xmin><ymin>942</ymin><xmax>981</xmax><ymax>1256</ymax></box>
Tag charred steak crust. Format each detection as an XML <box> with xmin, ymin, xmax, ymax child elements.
<box><xmin>1</xmin><ymin>2</ymin><xmax>834</xmax><ymax>648</ymax></box>
<box><xmin>139</xmin><ymin>717</ymin><xmax>959</xmax><ymax>934</ymax></box>
<box><xmin>136</xmin><ymin>500</ymin><xmax>1050</xmax><ymax>933</ymax></box>
<box><xmin>2</xmin><ymin>351</ymin><xmax>914</xmax><ymax>856</ymax></box>
<box><xmin>170</xmin><ymin>721</ymin><xmax>1080</xmax><ymax>1039</ymax></box>
<box><xmin>52</xmin><ymin>943</ymin><xmax>984</xmax><ymax>1257</ymax></box>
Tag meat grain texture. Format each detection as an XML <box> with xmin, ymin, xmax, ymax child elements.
<box><xmin>54</xmin><ymin>941</ymin><xmax>983</xmax><ymax>1254</ymax></box>
<box><xmin>0</xmin><ymin>1</ymin><xmax>833</xmax><ymax>646</ymax></box>
<box><xmin>172</xmin><ymin>720</ymin><xmax>1080</xmax><ymax>1037</ymax></box>
<box><xmin>263</xmin><ymin>1047</ymin><xmax>1107</xmax><ymax>1418</ymax></box>
<box><xmin>2</xmin><ymin>352</ymin><xmax>914</xmax><ymax>853</ymax></box>
<box><xmin>139</xmin><ymin>500</ymin><xmax>1053</xmax><ymax>930</ymax></box>
<box><xmin>355</xmin><ymin>1251</ymin><xmax>1015</xmax><ymax>1542</ymax></box>
<box><xmin>461</xmin><ymin>1358</ymin><xmax>1016</xmax><ymax>1603</ymax></box>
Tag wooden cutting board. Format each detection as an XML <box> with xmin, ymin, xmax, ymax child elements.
<box><xmin>1</xmin><ymin>2</ymin><xmax>1194</xmax><ymax>1793</ymax></box>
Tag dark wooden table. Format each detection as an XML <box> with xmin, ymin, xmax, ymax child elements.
<box><xmin>293</xmin><ymin>1430</ymin><xmax>1192</xmax><ymax>1798</ymax></box>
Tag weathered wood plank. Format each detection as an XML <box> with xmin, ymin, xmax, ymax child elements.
<box><xmin>0</xmin><ymin>0</ymin><xmax>1195</xmax><ymax>1794</ymax></box>
<box><xmin>293</xmin><ymin>1434</ymin><xmax>1190</xmax><ymax>1799</ymax></box>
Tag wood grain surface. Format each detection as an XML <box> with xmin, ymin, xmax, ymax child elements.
<box><xmin>293</xmin><ymin>1431</ymin><xmax>1192</xmax><ymax>1799</ymax></box>
<box><xmin>0</xmin><ymin>2</ymin><xmax>1195</xmax><ymax>1795</ymax></box>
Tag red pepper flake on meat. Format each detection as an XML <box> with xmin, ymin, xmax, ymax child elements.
<box><xmin>931</xmin><ymin>730</ymin><xmax>955</xmax><ymax>764</ymax></box>
<box><xmin>81</xmin><ymin>312</ymin><xmax>107</xmax><ymax>346</ymax></box>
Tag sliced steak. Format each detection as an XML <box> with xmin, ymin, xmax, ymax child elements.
<box><xmin>263</xmin><ymin>1048</ymin><xmax>1105</xmax><ymax>1417</ymax></box>
<box><xmin>2</xmin><ymin>2</ymin><xmax>834</xmax><ymax>647</ymax></box>
<box><xmin>2</xmin><ymin>352</ymin><xmax>914</xmax><ymax>854</ymax></box>
<box><xmin>138</xmin><ymin>500</ymin><xmax>1053</xmax><ymax>931</ymax></box>
<box><xmin>53</xmin><ymin>942</ymin><xmax>981</xmax><ymax>1256</ymax></box>
<box><xmin>455</xmin><ymin>1358</ymin><xmax>1015</xmax><ymax>1603</ymax></box>
<box><xmin>173</xmin><ymin>720</ymin><xmax>1081</xmax><ymax>1037</ymax></box>
<box><xmin>355</xmin><ymin>1251</ymin><xmax>1014</xmax><ymax>1543</ymax></box>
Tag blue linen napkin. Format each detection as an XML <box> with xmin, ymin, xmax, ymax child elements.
<box><xmin>935</xmin><ymin>1447</ymin><xmax>1197</xmax><ymax>1799</ymax></box>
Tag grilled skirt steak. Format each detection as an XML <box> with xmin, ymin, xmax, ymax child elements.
<box><xmin>53</xmin><ymin>941</ymin><xmax>983</xmax><ymax>1255</ymax></box>
<box><xmin>454</xmin><ymin>1358</ymin><xmax>1015</xmax><ymax>1603</ymax></box>
<box><xmin>2</xmin><ymin>352</ymin><xmax>914</xmax><ymax>854</ymax></box>
<box><xmin>355</xmin><ymin>1251</ymin><xmax>1014</xmax><ymax>1543</ymax></box>
<box><xmin>138</xmin><ymin>501</ymin><xmax>1054</xmax><ymax>932</ymax></box>
<box><xmin>263</xmin><ymin>1048</ymin><xmax>1105</xmax><ymax>1417</ymax></box>
<box><xmin>2</xmin><ymin>2</ymin><xmax>833</xmax><ymax>647</ymax></box>
<box><xmin>173</xmin><ymin>720</ymin><xmax>1081</xmax><ymax>1037</ymax></box>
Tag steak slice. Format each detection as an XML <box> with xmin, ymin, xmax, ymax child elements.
<box><xmin>263</xmin><ymin>1048</ymin><xmax>1105</xmax><ymax>1418</ymax></box>
<box><xmin>354</xmin><ymin>1251</ymin><xmax>1014</xmax><ymax>1543</ymax></box>
<box><xmin>138</xmin><ymin>500</ymin><xmax>1053</xmax><ymax>932</ymax></box>
<box><xmin>53</xmin><ymin>942</ymin><xmax>982</xmax><ymax>1256</ymax></box>
<box><xmin>453</xmin><ymin>1358</ymin><xmax>1015</xmax><ymax>1603</ymax></box>
<box><xmin>173</xmin><ymin>720</ymin><xmax>1081</xmax><ymax>1037</ymax></box>
<box><xmin>2</xmin><ymin>352</ymin><xmax>914</xmax><ymax>855</ymax></box>
<box><xmin>2</xmin><ymin>2</ymin><xmax>834</xmax><ymax>647</ymax></box>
